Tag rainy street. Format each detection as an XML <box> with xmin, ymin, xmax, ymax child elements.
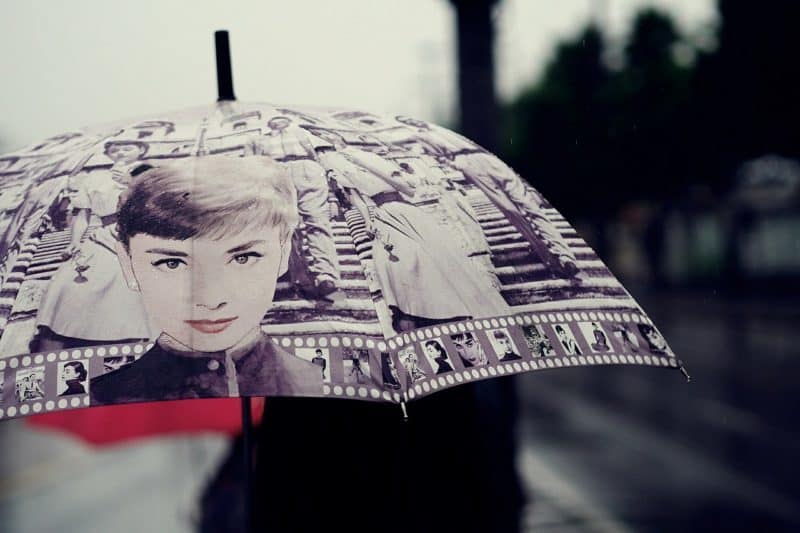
<box><xmin>516</xmin><ymin>289</ymin><xmax>800</xmax><ymax>532</ymax></box>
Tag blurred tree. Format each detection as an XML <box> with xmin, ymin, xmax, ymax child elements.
<box><xmin>503</xmin><ymin>24</ymin><xmax>614</xmax><ymax>219</ymax></box>
<box><xmin>691</xmin><ymin>0</ymin><xmax>800</xmax><ymax>191</ymax></box>
<box><xmin>449</xmin><ymin>0</ymin><xmax>500</xmax><ymax>151</ymax></box>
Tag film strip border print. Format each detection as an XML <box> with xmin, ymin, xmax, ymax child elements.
<box><xmin>0</xmin><ymin>308</ymin><xmax>679</xmax><ymax>421</ymax></box>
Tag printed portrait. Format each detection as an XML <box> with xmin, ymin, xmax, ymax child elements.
<box><xmin>450</xmin><ymin>332</ymin><xmax>487</xmax><ymax>367</ymax></box>
<box><xmin>421</xmin><ymin>339</ymin><xmax>453</xmax><ymax>375</ymax></box>
<box><xmin>552</xmin><ymin>323</ymin><xmax>582</xmax><ymax>356</ymax></box>
<box><xmin>522</xmin><ymin>324</ymin><xmax>556</xmax><ymax>357</ymax></box>
<box><xmin>15</xmin><ymin>366</ymin><xmax>45</xmax><ymax>402</ymax></box>
<box><xmin>342</xmin><ymin>347</ymin><xmax>371</xmax><ymax>385</ymax></box>
<box><xmin>58</xmin><ymin>360</ymin><xmax>88</xmax><ymax>396</ymax></box>
<box><xmin>89</xmin><ymin>156</ymin><xmax>323</xmax><ymax>405</ymax></box>
<box><xmin>577</xmin><ymin>322</ymin><xmax>612</xmax><ymax>353</ymax></box>
<box><xmin>637</xmin><ymin>324</ymin><xmax>669</xmax><ymax>355</ymax></box>
<box><xmin>488</xmin><ymin>328</ymin><xmax>522</xmax><ymax>362</ymax></box>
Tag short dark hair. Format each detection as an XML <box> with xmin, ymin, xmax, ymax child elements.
<box><xmin>64</xmin><ymin>361</ymin><xmax>87</xmax><ymax>381</ymax></box>
<box><xmin>117</xmin><ymin>156</ymin><xmax>298</xmax><ymax>248</ymax></box>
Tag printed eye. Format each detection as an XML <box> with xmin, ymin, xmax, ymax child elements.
<box><xmin>232</xmin><ymin>251</ymin><xmax>263</xmax><ymax>265</ymax></box>
<box><xmin>152</xmin><ymin>258</ymin><xmax>187</xmax><ymax>271</ymax></box>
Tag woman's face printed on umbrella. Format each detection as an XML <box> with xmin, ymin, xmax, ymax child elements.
<box><xmin>61</xmin><ymin>364</ymin><xmax>78</xmax><ymax>381</ymax></box>
<box><xmin>424</xmin><ymin>342</ymin><xmax>440</xmax><ymax>359</ymax></box>
<box><xmin>121</xmin><ymin>225</ymin><xmax>287</xmax><ymax>352</ymax></box>
<box><xmin>452</xmin><ymin>334</ymin><xmax>485</xmax><ymax>366</ymax></box>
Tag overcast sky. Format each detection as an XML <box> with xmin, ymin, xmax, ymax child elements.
<box><xmin>0</xmin><ymin>0</ymin><xmax>715</xmax><ymax>152</ymax></box>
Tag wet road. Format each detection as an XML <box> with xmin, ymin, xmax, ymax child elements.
<box><xmin>516</xmin><ymin>289</ymin><xmax>800</xmax><ymax>532</ymax></box>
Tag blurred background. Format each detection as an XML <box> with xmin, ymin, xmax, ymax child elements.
<box><xmin>1</xmin><ymin>0</ymin><xmax>798</xmax><ymax>531</ymax></box>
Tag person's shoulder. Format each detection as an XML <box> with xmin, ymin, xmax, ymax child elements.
<box><xmin>89</xmin><ymin>347</ymin><xmax>163</xmax><ymax>405</ymax></box>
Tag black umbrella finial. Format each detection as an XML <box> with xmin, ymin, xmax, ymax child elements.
<box><xmin>215</xmin><ymin>30</ymin><xmax>236</xmax><ymax>102</ymax></box>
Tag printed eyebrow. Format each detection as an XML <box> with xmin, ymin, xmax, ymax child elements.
<box><xmin>226</xmin><ymin>240</ymin><xmax>266</xmax><ymax>254</ymax></box>
<box><xmin>145</xmin><ymin>248</ymin><xmax>189</xmax><ymax>257</ymax></box>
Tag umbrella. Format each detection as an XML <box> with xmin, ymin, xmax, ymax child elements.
<box><xmin>0</xmin><ymin>36</ymin><xmax>685</xmax><ymax>426</ymax></box>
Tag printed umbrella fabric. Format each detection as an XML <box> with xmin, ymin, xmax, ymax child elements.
<box><xmin>0</xmin><ymin>102</ymin><xmax>681</xmax><ymax>421</ymax></box>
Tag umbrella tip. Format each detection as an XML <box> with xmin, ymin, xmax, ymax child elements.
<box><xmin>400</xmin><ymin>401</ymin><xmax>409</xmax><ymax>421</ymax></box>
<box><xmin>679</xmin><ymin>365</ymin><xmax>692</xmax><ymax>383</ymax></box>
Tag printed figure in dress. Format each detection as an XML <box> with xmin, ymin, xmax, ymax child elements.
<box><xmin>554</xmin><ymin>324</ymin><xmax>582</xmax><ymax>356</ymax></box>
<box><xmin>588</xmin><ymin>323</ymin><xmax>611</xmax><ymax>353</ymax></box>
<box><xmin>34</xmin><ymin>140</ymin><xmax>155</xmax><ymax>351</ymax></box>
<box><xmin>450</xmin><ymin>332</ymin><xmax>488</xmax><ymax>367</ymax></box>
<box><xmin>392</xmin><ymin>115</ymin><xmax>580</xmax><ymax>279</ymax></box>
<box><xmin>256</xmin><ymin>116</ymin><xmax>339</xmax><ymax>299</ymax></box>
<box><xmin>310</xmin><ymin>128</ymin><xmax>510</xmax><ymax>333</ymax></box>
<box><xmin>381</xmin><ymin>352</ymin><xmax>401</xmax><ymax>390</ymax></box>
<box><xmin>424</xmin><ymin>339</ymin><xmax>453</xmax><ymax>374</ymax></box>
<box><xmin>89</xmin><ymin>156</ymin><xmax>323</xmax><ymax>405</ymax></box>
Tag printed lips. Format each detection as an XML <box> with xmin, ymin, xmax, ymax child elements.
<box><xmin>184</xmin><ymin>317</ymin><xmax>238</xmax><ymax>334</ymax></box>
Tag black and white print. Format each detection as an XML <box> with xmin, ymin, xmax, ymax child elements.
<box><xmin>296</xmin><ymin>347</ymin><xmax>331</xmax><ymax>383</ymax></box>
<box><xmin>522</xmin><ymin>324</ymin><xmax>556</xmax><ymax>357</ymax></box>
<box><xmin>57</xmin><ymin>360</ymin><xmax>88</xmax><ymax>396</ymax></box>
<box><xmin>449</xmin><ymin>331</ymin><xmax>488</xmax><ymax>367</ymax></box>
<box><xmin>421</xmin><ymin>338</ymin><xmax>454</xmax><ymax>375</ymax></box>
<box><xmin>15</xmin><ymin>366</ymin><xmax>45</xmax><ymax>402</ymax></box>
<box><xmin>398</xmin><ymin>345</ymin><xmax>427</xmax><ymax>386</ymax></box>
<box><xmin>577</xmin><ymin>322</ymin><xmax>613</xmax><ymax>354</ymax></box>
<box><xmin>0</xmin><ymin>103</ymin><xmax>676</xmax><ymax>417</ymax></box>
<box><xmin>380</xmin><ymin>351</ymin><xmax>402</xmax><ymax>390</ymax></box>
<box><xmin>487</xmin><ymin>328</ymin><xmax>523</xmax><ymax>362</ymax></box>
<box><xmin>611</xmin><ymin>323</ymin><xmax>641</xmax><ymax>352</ymax></box>
<box><xmin>637</xmin><ymin>323</ymin><xmax>670</xmax><ymax>356</ymax></box>
<box><xmin>343</xmin><ymin>347</ymin><xmax>371</xmax><ymax>385</ymax></box>
<box><xmin>552</xmin><ymin>323</ymin><xmax>582</xmax><ymax>356</ymax></box>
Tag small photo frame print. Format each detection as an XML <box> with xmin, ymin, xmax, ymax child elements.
<box><xmin>552</xmin><ymin>323</ymin><xmax>583</xmax><ymax>356</ymax></box>
<box><xmin>58</xmin><ymin>360</ymin><xmax>88</xmax><ymax>396</ymax></box>
<box><xmin>577</xmin><ymin>322</ymin><xmax>613</xmax><ymax>354</ymax></box>
<box><xmin>522</xmin><ymin>324</ymin><xmax>555</xmax><ymax>357</ymax></box>
<box><xmin>296</xmin><ymin>347</ymin><xmax>331</xmax><ymax>383</ymax></box>
<box><xmin>487</xmin><ymin>328</ymin><xmax>522</xmax><ymax>362</ymax></box>
<box><xmin>342</xmin><ymin>347</ymin><xmax>371</xmax><ymax>385</ymax></box>
<box><xmin>15</xmin><ymin>366</ymin><xmax>45</xmax><ymax>402</ymax></box>
<box><xmin>420</xmin><ymin>339</ymin><xmax>454</xmax><ymax>375</ymax></box>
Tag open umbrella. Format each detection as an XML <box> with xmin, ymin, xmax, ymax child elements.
<box><xmin>0</xmin><ymin>33</ymin><xmax>686</xmax><ymax>426</ymax></box>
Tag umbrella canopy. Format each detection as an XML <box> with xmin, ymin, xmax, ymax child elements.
<box><xmin>0</xmin><ymin>102</ymin><xmax>681</xmax><ymax>421</ymax></box>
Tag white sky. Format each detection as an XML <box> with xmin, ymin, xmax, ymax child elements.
<box><xmin>0</xmin><ymin>0</ymin><xmax>715</xmax><ymax>152</ymax></box>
